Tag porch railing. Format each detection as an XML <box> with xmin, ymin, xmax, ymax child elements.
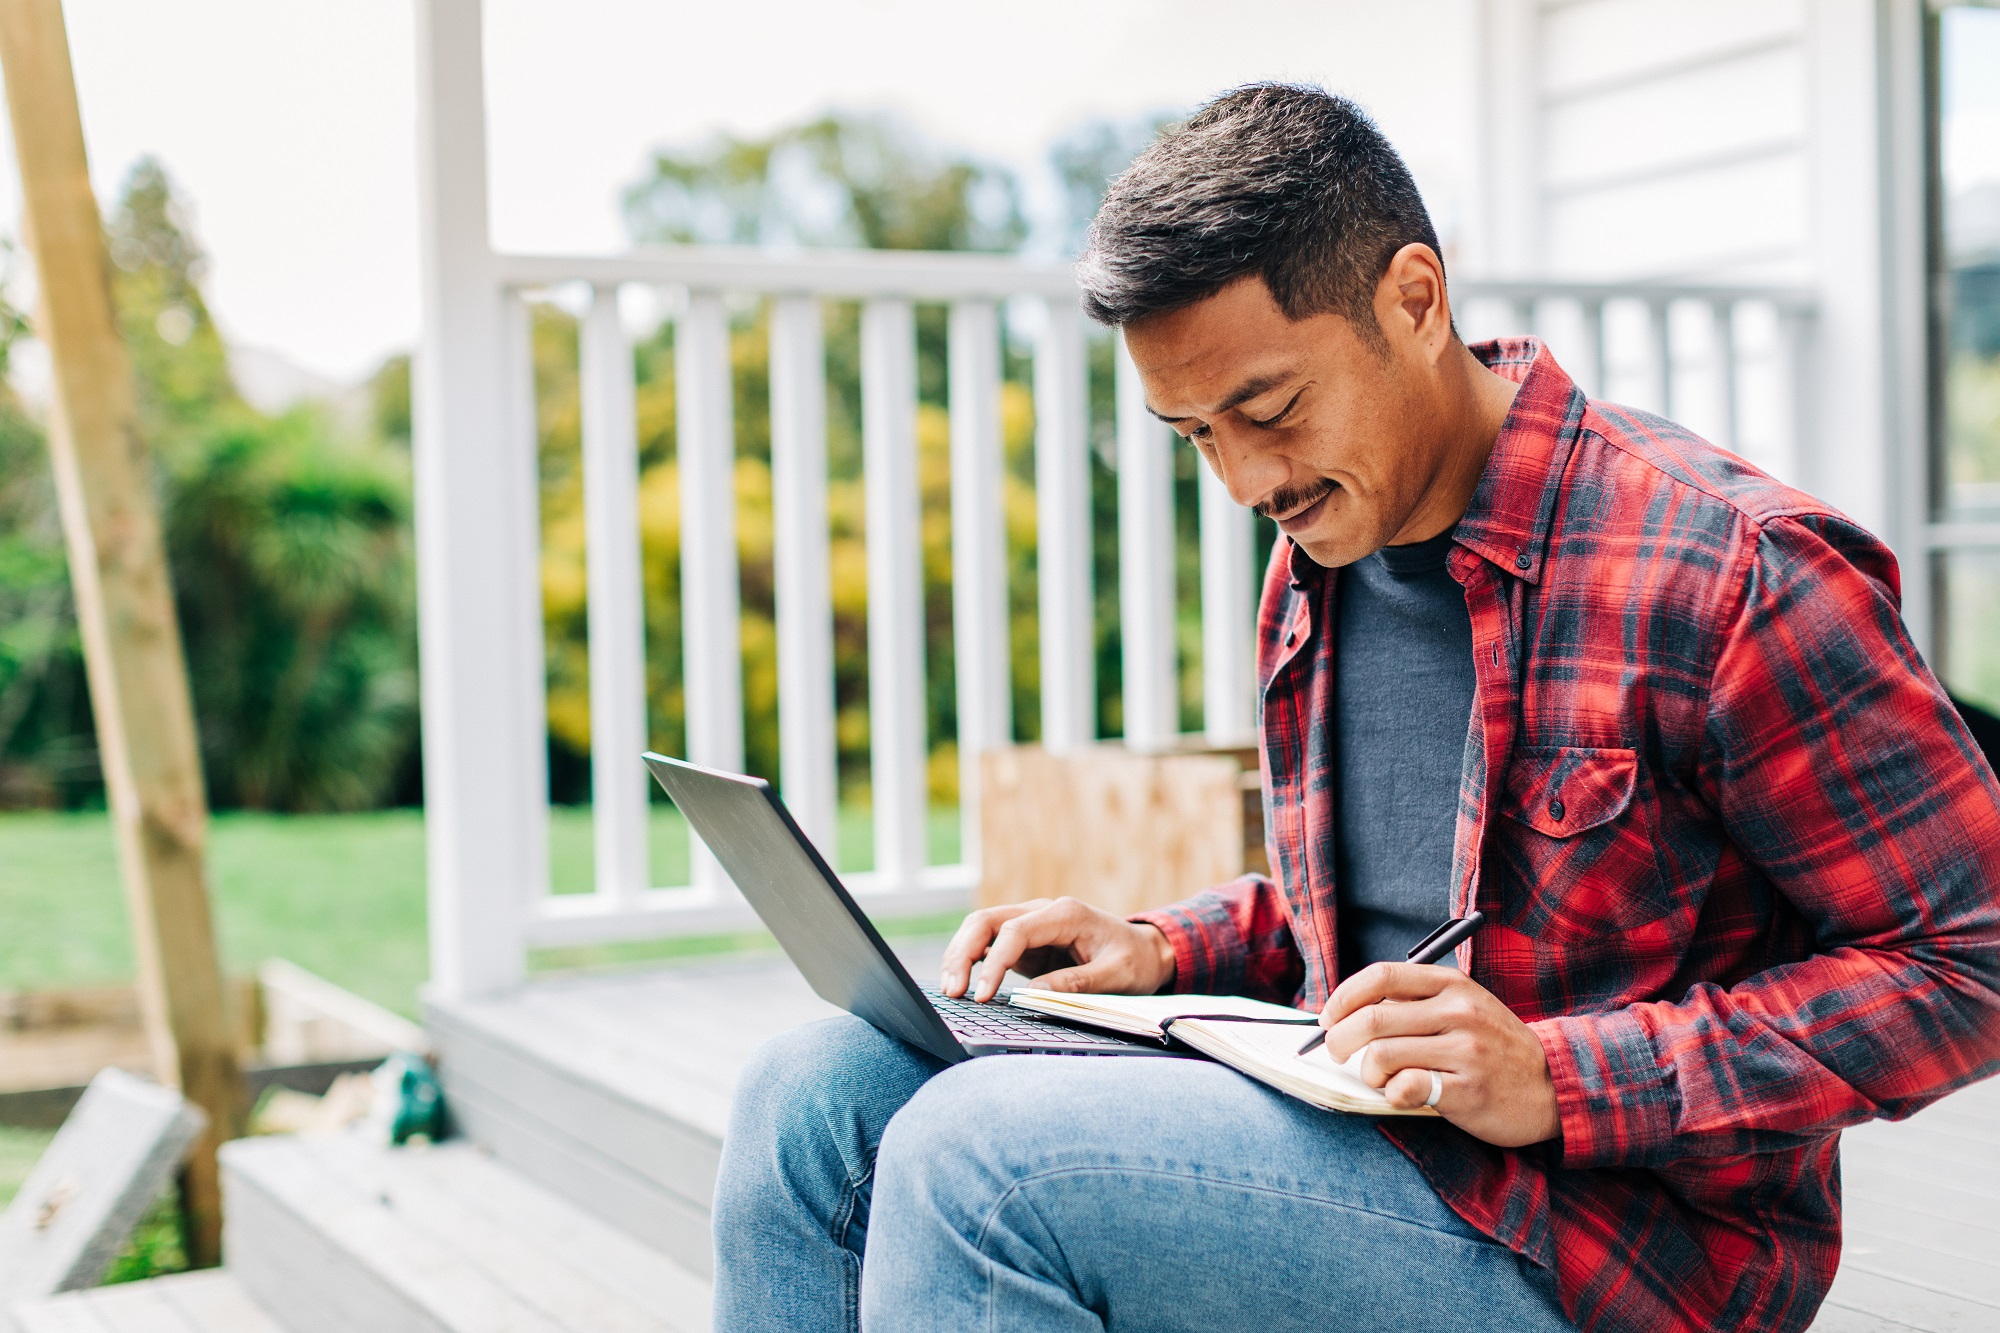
<box><xmin>513</xmin><ymin>249</ymin><xmax>1193</xmax><ymax>951</ymax></box>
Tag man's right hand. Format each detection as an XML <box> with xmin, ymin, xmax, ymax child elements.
<box><xmin>938</xmin><ymin>897</ymin><xmax>1177</xmax><ymax>1002</ymax></box>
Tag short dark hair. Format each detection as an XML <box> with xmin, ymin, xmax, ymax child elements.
<box><xmin>1075</xmin><ymin>84</ymin><xmax>1444</xmax><ymax>345</ymax></box>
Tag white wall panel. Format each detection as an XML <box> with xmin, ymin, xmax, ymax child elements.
<box><xmin>1541</xmin><ymin>0</ymin><xmax>1804</xmax><ymax>94</ymax></box>
<box><xmin>1543</xmin><ymin>48</ymin><xmax>1805</xmax><ymax>190</ymax></box>
<box><xmin>1545</xmin><ymin>155</ymin><xmax>1810</xmax><ymax>282</ymax></box>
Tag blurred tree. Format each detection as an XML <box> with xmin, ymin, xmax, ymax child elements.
<box><xmin>0</xmin><ymin>157</ymin><xmax>418</xmax><ymax>811</ymax></box>
<box><xmin>545</xmin><ymin>111</ymin><xmax>1215</xmax><ymax>821</ymax></box>
<box><xmin>534</xmin><ymin>114</ymin><xmax>1040</xmax><ymax>812</ymax></box>
<box><xmin>0</xmin><ymin>244</ymin><xmax>93</xmax><ymax>807</ymax></box>
<box><xmin>106</xmin><ymin>157</ymin><xmax>244</xmax><ymax>459</ymax></box>
<box><xmin>1048</xmin><ymin>113</ymin><xmax>1179</xmax><ymax>257</ymax></box>
<box><xmin>369</xmin><ymin>353</ymin><xmax>412</xmax><ymax>451</ymax></box>
<box><xmin>624</xmin><ymin>112</ymin><xmax>1025</xmax><ymax>254</ymax></box>
<box><xmin>166</xmin><ymin>409</ymin><xmax>415</xmax><ymax>810</ymax></box>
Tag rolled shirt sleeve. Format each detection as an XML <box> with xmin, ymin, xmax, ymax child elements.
<box><xmin>1131</xmin><ymin>873</ymin><xmax>1305</xmax><ymax>1004</ymax></box>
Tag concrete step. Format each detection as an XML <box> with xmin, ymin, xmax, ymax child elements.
<box><xmin>220</xmin><ymin>1134</ymin><xmax>709</xmax><ymax>1333</ymax></box>
<box><xmin>12</xmin><ymin>1271</ymin><xmax>281</xmax><ymax>1333</ymax></box>
<box><xmin>422</xmin><ymin>951</ymin><xmax>866</xmax><ymax>1278</ymax></box>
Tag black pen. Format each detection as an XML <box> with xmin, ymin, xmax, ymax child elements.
<box><xmin>1296</xmin><ymin>910</ymin><xmax>1486</xmax><ymax>1057</ymax></box>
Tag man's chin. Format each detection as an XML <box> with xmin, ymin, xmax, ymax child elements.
<box><xmin>1282</xmin><ymin>508</ymin><xmax>1379</xmax><ymax>568</ymax></box>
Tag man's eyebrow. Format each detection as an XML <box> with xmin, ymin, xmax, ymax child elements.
<box><xmin>1145</xmin><ymin>372</ymin><xmax>1294</xmax><ymax>425</ymax></box>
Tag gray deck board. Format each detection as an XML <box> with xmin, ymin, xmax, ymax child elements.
<box><xmin>13</xmin><ymin>1272</ymin><xmax>282</xmax><ymax>1333</ymax></box>
<box><xmin>221</xmin><ymin>1135</ymin><xmax>709</xmax><ymax>1333</ymax></box>
<box><xmin>423</xmin><ymin>947</ymin><xmax>939</xmax><ymax>1275</ymax></box>
<box><xmin>432</xmin><ymin>949</ymin><xmax>2000</xmax><ymax>1332</ymax></box>
<box><xmin>1814</xmin><ymin>1265</ymin><xmax>1999</xmax><ymax>1333</ymax></box>
<box><xmin>435</xmin><ymin>1060</ymin><xmax>714</xmax><ymax>1268</ymax></box>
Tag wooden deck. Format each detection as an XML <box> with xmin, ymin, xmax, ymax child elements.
<box><xmin>14</xmin><ymin>1271</ymin><xmax>282</xmax><ymax>1333</ymax></box>
<box><xmin>431</xmin><ymin>945</ymin><xmax>2000</xmax><ymax>1332</ymax></box>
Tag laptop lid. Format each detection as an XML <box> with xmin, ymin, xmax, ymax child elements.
<box><xmin>641</xmin><ymin>753</ymin><xmax>967</xmax><ymax>1064</ymax></box>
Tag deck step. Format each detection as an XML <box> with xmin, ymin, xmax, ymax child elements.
<box><xmin>12</xmin><ymin>1270</ymin><xmax>282</xmax><ymax>1333</ymax></box>
<box><xmin>423</xmin><ymin>951</ymin><xmax>874</xmax><ymax>1277</ymax></box>
<box><xmin>219</xmin><ymin>1134</ymin><xmax>709</xmax><ymax>1333</ymax></box>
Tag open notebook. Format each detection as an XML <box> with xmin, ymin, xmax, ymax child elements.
<box><xmin>1008</xmin><ymin>989</ymin><xmax>1440</xmax><ymax>1118</ymax></box>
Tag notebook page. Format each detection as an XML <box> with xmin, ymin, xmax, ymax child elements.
<box><xmin>1007</xmin><ymin>989</ymin><xmax>1310</xmax><ymax>1037</ymax></box>
<box><xmin>1168</xmin><ymin>1019</ymin><xmax>1441</xmax><ymax>1118</ymax></box>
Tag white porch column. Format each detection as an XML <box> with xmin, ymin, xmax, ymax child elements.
<box><xmin>413</xmin><ymin>0</ymin><xmax>544</xmax><ymax>999</ymax></box>
<box><xmin>1470</xmin><ymin>0</ymin><xmax>1543</xmax><ymax>279</ymax></box>
<box><xmin>1806</xmin><ymin>0</ymin><xmax>1933</xmax><ymax>654</ymax></box>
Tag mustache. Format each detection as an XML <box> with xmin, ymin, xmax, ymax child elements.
<box><xmin>1254</xmin><ymin>478</ymin><xmax>1339</xmax><ymax>521</ymax></box>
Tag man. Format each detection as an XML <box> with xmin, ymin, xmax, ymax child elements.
<box><xmin>713</xmin><ymin>85</ymin><xmax>2000</xmax><ymax>1332</ymax></box>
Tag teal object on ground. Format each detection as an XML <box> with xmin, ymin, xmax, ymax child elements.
<box><xmin>383</xmin><ymin>1053</ymin><xmax>447</xmax><ymax>1146</ymax></box>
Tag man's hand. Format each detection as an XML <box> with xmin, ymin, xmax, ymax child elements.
<box><xmin>1317</xmin><ymin>962</ymin><xmax>1560</xmax><ymax>1148</ymax></box>
<box><xmin>939</xmin><ymin>898</ymin><xmax>1177</xmax><ymax>1002</ymax></box>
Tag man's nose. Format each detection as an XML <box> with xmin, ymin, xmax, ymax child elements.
<box><xmin>1206</xmin><ymin>430</ymin><xmax>1288</xmax><ymax>512</ymax></box>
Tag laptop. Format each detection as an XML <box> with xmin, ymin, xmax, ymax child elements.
<box><xmin>641</xmin><ymin>752</ymin><xmax>1172</xmax><ymax>1063</ymax></box>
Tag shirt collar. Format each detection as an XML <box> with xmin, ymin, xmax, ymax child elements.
<box><xmin>1280</xmin><ymin>336</ymin><xmax>1585</xmax><ymax>588</ymax></box>
<box><xmin>1450</xmin><ymin>336</ymin><xmax>1586</xmax><ymax>585</ymax></box>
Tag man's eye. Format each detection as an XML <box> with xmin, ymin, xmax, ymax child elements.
<box><xmin>1182</xmin><ymin>424</ymin><xmax>1212</xmax><ymax>441</ymax></box>
<box><xmin>1248</xmin><ymin>391</ymin><xmax>1303</xmax><ymax>430</ymax></box>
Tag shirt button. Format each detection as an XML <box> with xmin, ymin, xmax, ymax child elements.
<box><xmin>1548</xmin><ymin>798</ymin><xmax>1566</xmax><ymax>822</ymax></box>
<box><xmin>1284</xmin><ymin>632</ymin><xmax>1297</xmax><ymax>647</ymax></box>
<box><xmin>1515</xmin><ymin>552</ymin><xmax>1532</xmax><ymax>571</ymax></box>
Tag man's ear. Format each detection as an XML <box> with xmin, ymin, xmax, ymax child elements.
<box><xmin>1378</xmin><ymin>243</ymin><xmax>1452</xmax><ymax>364</ymax></box>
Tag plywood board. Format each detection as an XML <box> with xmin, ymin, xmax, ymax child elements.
<box><xmin>0</xmin><ymin>1070</ymin><xmax>204</xmax><ymax>1304</ymax></box>
<box><xmin>979</xmin><ymin>744</ymin><xmax>1257</xmax><ymax>916</ymax></box>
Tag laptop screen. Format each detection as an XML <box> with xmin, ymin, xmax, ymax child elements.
<box><xmin>640</xmin><ymin>753</ymin><xmax>965</xmax><ymax>1063</ymax></box>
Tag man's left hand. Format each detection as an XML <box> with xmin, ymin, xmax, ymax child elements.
<box><xmin>1317</xmin><ymin>962</ymin><xmax>1560</xmax><ymax>1148</ymax></box>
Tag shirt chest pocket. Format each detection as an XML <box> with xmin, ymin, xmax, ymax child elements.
<box><xmin>1495</xmin><ymin>745</ymin><xmax>1674</xmax><ymax>943</ymax></box>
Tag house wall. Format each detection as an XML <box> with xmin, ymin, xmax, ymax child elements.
<box><xmin>1466</xmin><ymin>0</ymin><xmax>1935</xmax><ymax>652</ymax></box>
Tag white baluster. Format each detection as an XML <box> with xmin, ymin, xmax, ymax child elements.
<box><xmin>1649</xmin><ymin>299</ymin><xmax>1674</xmax><ymax>420</ymax></box>
<box><xmin>861</xmin><ymin>299</ymin><xmax>928</xmax><ymax>890</ymax></box>
<box><xmin>947</xmin><ymin>300</ymin><xmax>1012</xmax><ymax>870</ymax></box>
<box><xmin>1772</xmin><ymin>304</ymin><xmax>1813</xmax><ymax>490</ymax></box>
<box><xmin>1034</xmin><ymin>298</ymin><xmax>1095</xmax><ymax>753</ymax></box>
<box><xmin>1116</xmin><ymin>334</ymin><xmax>1178</xmax><ymax>752</ymax></box>
<box><xmin>1199</xmin><ymin>460</ymin><xmax>1256</xmax><ymax>748</ymax></box>
<box><xmin>580</xmin><ymin>286</ymin><xmax>650</xmax><ymax>905</ymax></box>
<box><xmin>770</xmin><ymin>296</ymin><xmax>839</xmax><ymax>860</ymax></box>
<box><xmin>677</xmin><ymin>291</ymin><xmax>745</xmax><ymax>896</ymax></box>
<box><xmin>1509</xmin><ymin>298</ymin><xmax>1534</xmax><ymax>337</ymax></box>
<box><xmin>1581</xmin><ymin>300</ymin><xmax>1607</xmax><ymax>399</ymax></box>
<box><xmin>1711</xmin><ymin>300</ymin><xmax>1740</xmax><ymax>456</ymax></box>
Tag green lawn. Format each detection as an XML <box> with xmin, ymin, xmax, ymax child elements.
<box><xmin>0</xmin><ymin>1126</ymin><xmax>53</xmax><ymax>1205</ymax></box>
<box><xmin>0</xmin><ymin>804</ymin><xmax>963</xmax><ymax>1019</ymax></box>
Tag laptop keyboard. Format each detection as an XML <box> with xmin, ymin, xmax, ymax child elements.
<box><xmin>921</xmin><ymin>988</ymin><xmax>1131</xmax><ymax>1047</ymax></box>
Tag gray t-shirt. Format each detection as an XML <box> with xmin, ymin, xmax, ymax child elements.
<box><xmin>1332</xmin><ymin>527</ymin><xmax>1476</xmax><ymax>977</ymax></box>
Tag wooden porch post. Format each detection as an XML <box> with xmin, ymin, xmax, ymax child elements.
<box><xmin>0</xmin><ymin>0</ymin><xmax>242</xmax><ymax>1266</ymax></box>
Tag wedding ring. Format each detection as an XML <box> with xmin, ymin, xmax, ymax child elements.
<box><xmin>1424</xmin><ymin>1069</ymin><xmax>1444</xmax><ymax>1109</ymax></box>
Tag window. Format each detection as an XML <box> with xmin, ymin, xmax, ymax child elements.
<box><xmin>1932</xmin><ymin>4</ymin><xmax>2000</xmax><ymax>715</ymax></box>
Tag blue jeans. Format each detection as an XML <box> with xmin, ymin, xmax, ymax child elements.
<box><xmin>712</xmin><ymin>1016</ymin><xmax>1573</xmax><ymax>1332</ymax></box>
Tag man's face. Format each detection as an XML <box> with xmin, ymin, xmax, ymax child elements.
<box><xmin>1123</xmin><ymin>272</ymin><xmax>1450</xmax><ymax>568</ymax></box>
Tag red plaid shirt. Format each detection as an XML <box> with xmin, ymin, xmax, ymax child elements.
<box><xmin>1134</xmin><ymin>339</ymin><xmax>2000</xmax><ymax>1333</ymax></box>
